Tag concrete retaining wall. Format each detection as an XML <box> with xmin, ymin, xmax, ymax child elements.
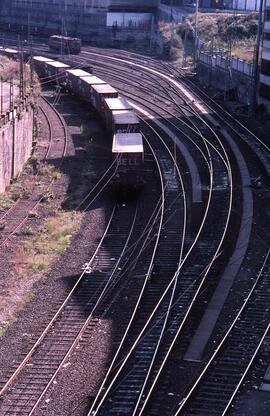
<box><xmin>197</xmin><ymin>52</ymin><xmax>254</xmax><ymax>105</ymax></box>
<box><xmin>0</xmin><ymin>96</ymin><xmax>34</xmax><ymax>193</ymax></box>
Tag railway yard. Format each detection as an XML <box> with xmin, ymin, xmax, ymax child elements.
<box><xmin>0</xmin><ymin>40</ymin><xmax>270</xmax><ymax>416</ymax></box>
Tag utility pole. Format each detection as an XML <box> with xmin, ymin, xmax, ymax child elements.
<box><xmin>27</xmin><ymin>12</ymin><xmax>31</xmax><ymax>47</ymax></box>
<box><xmin>251</xmin><ymin>0</ymin><xmax>265</xmax><ymax>115</ymax></box>
<box><xmin>10</xmin><ymin>78</ymin><xmax>14</xmax><ymax>112</ymax></box>
<box><xmin>61</xmin><ymin>17</ymin><xmax>64</xmax><ymax>56</ymax></box>
<box><xmin>193</xmin><ymin>0</ymin><xmax>199</xmax><ymax>67</ymax></box>
<box><xmin>30</xmin><ymin>36</ymin><xmax>33</xmax><ymax>89</ymax></box>
<box><xmin>150</xmin><ymin>15</ymin><xmax>155</xmax><ymax>52</ymax></box>
<box><xmin>18</xmin><ymin>37</ymin><xmax>24</xmax><ymax>99</ymax></box>
<box><xmin>0</xmin><ymin>78</ymin><xmax>3</xmax><ymax>116</ymax></box>
<box><xmin>182</xmin><ymin>26</ymin><xmax>188</xmax><ymax>67</ymax></box>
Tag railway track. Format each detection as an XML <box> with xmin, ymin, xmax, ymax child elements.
<box><xmin>174</xmin><ymin>248</ymin><xmax>270</xmax><ymax>416</ymax></box>
<box><xmin>1</xmin><ymin>43</ymin><xmax>269</xmax><ymax>415</ymax></box>
<box><xmin>0</xmin><ymin>95</ymin><xmax>67</xmax><ymax>246</ymax></box>
<box><xmin>60</xmin><ymin>51</ymin><xmax>243</xmax><ymax>414</ymax></box>
<box><xmin>0</xmin><ymin>66</ymin><xmax>176</xmax><ymax>416</ymax></box>
<box><xmin>0</xmin><ymin>203</ymin><xmax>138</xmax><ymax>415</ymax></box>
<box><xmin>72</xmin><ymin>48</ymin><xmax>270</xmax><ymax>416</ymax></box>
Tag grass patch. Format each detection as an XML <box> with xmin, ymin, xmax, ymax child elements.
<box><xmin>0</xmin><ymin>162</ymin><xmax>60</xmax><ymax>212</ymax></box>
<box><xmin>0</xmin><ymin>316</ymin><xmax>17</xmax><ymax>338</ymax></box>
<box><xmin>0</xmin><ymin>194</ymin><xmax>13</xmax><ymax>211</ymax></box>
<box><xmin>19</xmin><ymin>226</ymin><xmax>34</xmax><ymax>236</ymax></box>
<box><xmin>0</xmin><ymin>292</ymin><xmax>34</xmax><ymax>337</ymax></box>
<box><xmin>14</xmin><ymin>210</ymin><xmax>83</xmax><ymax>277</ymax></box>
<box><xmin>52</xmin><ymin>171</ymin><xmax>62</xmax><ymax>180</ymax></box>
<box><xmin>0</xmin><ymin>178</ymin><xmax>37</xmax><ymax>208</ymax></box>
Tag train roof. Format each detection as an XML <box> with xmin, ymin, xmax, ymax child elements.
<box><xmin>80</xmin><ymin>75</ymin><xmax>106</xmax><ymax>85</ymax></box>
<box><xmin>112</xmin><ymin>133</ymin><xmax>143</xmax><ymax>153</ymax></box>
<box><xmin>92</xmin><ymin>84</ymin><xmax>118</xmax><ymax>94</ymax></box>
<box><xmin>112</xmin><ymin>110</ymin><xmax>139</xmax><ymax>125</ymax></box>
<box><xmin>33</xmin><ymin>56</ymin><xmax>55</xmax><ymax>62</ymax></box>
<box><xmin>46</xmin><ymin>61</ymin><xmax>70</xmax><ymax>68</ymax></box>
<box><xmin>105</xmin><ymin>97</ymin><xmax>133</xmax><ymax>111</ymax></box>
<box><xmin>0</xmin><ymin>47</ymin><xmax>18</xmax><ymax>54</ymax></box>
<box><xmin>66</xmin><ymin>68</ymin><xmax>91</xmax><ymax>77</ymax></box>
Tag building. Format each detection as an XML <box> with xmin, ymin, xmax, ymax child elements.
<box><xmin>259</xmin><ymin>2</ymin><xmax>270</xmax><ymax>109</ymax></box>
<box><xmin>0</xmin><ymin>0</ymin><xmax>158</xmax><ymax>46</ymax></box>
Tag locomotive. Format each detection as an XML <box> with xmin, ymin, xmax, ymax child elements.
<box><xmin>32</xmin><ymin>55</ymin><xmax>144</xmax><ymax>196</ymax></box>
<box><xmin>49</xmin><ymin>35</ymin><xmax>81</xmax><ymax>54</ymax></box>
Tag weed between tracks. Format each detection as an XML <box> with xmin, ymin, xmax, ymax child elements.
<box><xmin>14</xmin><ymin>210</ymin><xmax>83</xmax><ymax>277</ymax></box>
<box><xmin>0</xmin><ymin>292</ymin><xmax>34</xmax><ymax>337</ymax></box>
<box><xmin>0</xmin><ymin>162</ymin><xmax>62</xmax><ymax>212</ymax></box>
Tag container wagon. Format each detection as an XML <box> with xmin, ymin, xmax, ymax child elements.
<box><xmin>112</xmin><ymin>132</ymin><xmax>144</xmax><ymax>195</ymax></box>
<box><xmin>78</xmin><ymin>75</ymin><xmax>107</xmax><ymax>103</ymax></box>
<box><xmin>104</xmin><ymin>97</ymin><xmax>133</xmax><ymax>131</ymax></box>
<box><xmin>65</xmin><ymin>69</ymin><xmax>92</xmax><ymax>94</ymax></box>
<box><xmin>91</xmin><ymin>84</ymin><xmax>118</xmax><ymax>114</ymax></box>
<box><xmin>33</xmin><ymin>56</ymin><xmax>55</xmax><ymax>78</ymax></box>
<box><xmin>112</xmin><ymin>110</ymin><xmax>140</xmax><ymax>133</ymax></box>
<box><xmin>44</xmin><ymin>60</ymin><xmax>70</xmax><ymax>84</ymax></box>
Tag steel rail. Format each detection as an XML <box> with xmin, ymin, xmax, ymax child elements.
<box><xmin>81</xmin><ymin>49</ymin><xmax>270</xmax><ymax>170</ymax></box>
<box><xmin>173</xmin><ymin>247</ymin><xmax>270</xmax><ymax>416</ymax></box>
<box><xmin>78</xmin><ymin>52</ymin><xmax>236</xmax><ymax>416</ymax></box>
<box><xmin>0</xmin><ymin>206</ymin><xmax>115</xmax><ymax>399</ymax></box>
<box><xmin>78</xmin><ymin>56</ymin><xmax>236</xmax><ymax>416</ymax></box>
<box><xmin>72</xmin><ymin>55</ymin><xmax>230</xmax><ymax>174</ymax></box>
<box><xmin>88</xmin><ymin>115</ymin><xmax>215</xmax><ymax>415</ymax></box>
<box><xmin>27</xmin><ymin>203</ymin><xmax>139</xmax><ymax>416</ymax></box>
<box><xmin>87</xmin><ymin>128</ymin><xmax>168</xmax><ymax>415</ymax></box>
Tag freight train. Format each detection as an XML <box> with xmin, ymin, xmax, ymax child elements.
<box><xmin>32</xmin><ymin>55</ymin><xmax>144</xmax><ymax>196</ymax></box>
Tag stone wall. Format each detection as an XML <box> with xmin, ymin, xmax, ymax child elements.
<box><xmin>0</xmin><ymin>96</ymin><xmax>34</xmax><ymax>193</ymax></box>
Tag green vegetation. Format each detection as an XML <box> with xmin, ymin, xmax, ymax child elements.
<box><xmin>0</xmin><ymin>55</ymin><xmax>40</xmax><ymax>103</ymax></box>
<box><xmin>14</xmin><ymin>210</ymin><xmax>83</xmax><ymax>277</ymax></box>
<box><xmin>0</xmin><ymin>194</ymin><xmax>13</xmax><ymax>211</ymax></box>
<box><xmin>0</xmin><ymin>292</ymin><xmax>34</xmax><ymax>337</ymax></box>
<box><xmin>0</xmin><ymin>162</ymin><xmax>63</xmax><ymax>213</ymax></box>
<box><xmin>159</xmin><ymin>12</ymin><xmax>258</xmax><ymax>62</ymax></box>
<box><xmin>0</xmin><ymin>316</ymin><xmax>17</xmax><ymax>337</ymax></box>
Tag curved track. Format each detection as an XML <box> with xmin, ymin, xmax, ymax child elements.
<box><xmin>1</xmin><ymin>43</ymin><xmax>269</xmax><ymax>416</ymax></box>
<box><xmin>0</xmin><ymin>96</ymin><xmax>68</xmax><ymax>247</ymax></box>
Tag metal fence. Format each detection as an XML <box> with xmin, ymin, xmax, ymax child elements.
<box><xmin>198</xmin><ymin>51</ymin><xmax>254</xmax><ymax>77</ymax></box>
